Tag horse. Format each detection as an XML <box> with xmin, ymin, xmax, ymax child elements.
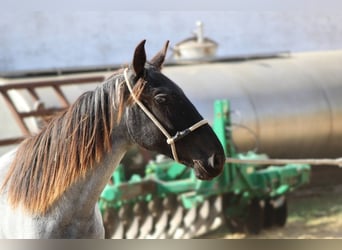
<box><xmin>0</xmin><ymin>40</ymin><xmax>225</xmax><ymax>238</ymax></box>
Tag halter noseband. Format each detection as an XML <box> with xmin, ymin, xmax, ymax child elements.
<box><xmin>123</xmin><ymin>68</ymin><xmax>208</xmax><ymax>162</ymax></box>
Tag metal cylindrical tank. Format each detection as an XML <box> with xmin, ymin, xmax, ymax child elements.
<box><xmin>163</xmin><ymin>50</ymin><xmax>342</xmax><ymax>158</ymax></box>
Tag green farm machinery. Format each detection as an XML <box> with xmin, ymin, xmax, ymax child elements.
<box><xmin>98</xmin><ymin>99</ymin><xmax>311</xmax><ymax>239</ymax></box>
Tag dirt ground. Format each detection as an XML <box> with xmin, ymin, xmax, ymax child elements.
<box><xmin>204</xmin><ymin>166</ymin><xmax>342</xmax><ymax>239</ymax></box>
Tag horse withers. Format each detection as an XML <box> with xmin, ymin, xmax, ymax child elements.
<box><xmin>0</xmin><ymin>40</ymin><xmax>225</xmax><ymax>238</ymax></box>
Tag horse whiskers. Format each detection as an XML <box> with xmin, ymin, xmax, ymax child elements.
<box><xmin>193</xmin><ymin>159</ymin><xmax>210</xmax><ymax>174</ymax></box>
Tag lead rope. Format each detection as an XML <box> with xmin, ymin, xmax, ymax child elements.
<box><xmin>123</xmin><ymin>68</ymin><xmax>208</xmax><ymax>162</ymax></box>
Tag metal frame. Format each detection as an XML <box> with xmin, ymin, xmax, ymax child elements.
<box><xmin>0</xmin><ymin>75</ymin><xmax>105</xmax><ymax>146</ymax></box>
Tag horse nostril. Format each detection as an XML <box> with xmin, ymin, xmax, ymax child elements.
<box><xmin>208</xmin><ymin>153</ymin><xmax>225</xmax><ymax>169</ymax></box>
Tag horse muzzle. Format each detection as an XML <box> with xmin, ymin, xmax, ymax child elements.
<box><xmin>192</xmin><ymin>153</ymin><xmax>225</xmax><ymax>180</ymax></box>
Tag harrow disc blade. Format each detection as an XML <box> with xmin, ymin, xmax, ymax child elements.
<box><xmin>147</xmin><ymin>211</ymin><xmax>169</xmax><ymax>239</ymax></box>
<box><xmin>183</xmin><ymin>206</ymin><xmax>198</xmax><ymax>227</ymax></box>
<box><xmin>111</xmin><ymin>217</ymin><xmax>125</xmax><ymax>239</ymax></box>
<box><xmin>103</xmin><ymin>208</ymin><xmax>125</xmax><ymax>239</ymax></box>
<box><xmin>173</xmin><ymin>206</ymin><xmax>198</xmax><ymax>239</ymax></box>
<box><xmin>199</xmin><ymin>200</ymin><xmax>210</xmax><ymax>219</ymax></box>
<box><xmin>167</xmin><ymin>205</ymin><xmax>185</xmax><ymax>238</ymax></box>
<box><xmin>138</xmin><ymin>215</ymin><xmax>154</xmax><ymax>239</ymax></box>
<box><xmin>209</xmin><ymin>195</ymin><xmax>223</xmax><ymax>231</ymax></box>
<box><xmin>125</xmin><ymin>216</ymin><xmax>140</xmax><ymax>239</ymax></box>
<box><xmin>181</xmin><ymin>196</ymin><xmax>223</xmax><ymax>239</ymax></box>
<box><xmin>126</xmin><ymin>201</ymin><xmax>149</xmax><ymax>239</ymax></box>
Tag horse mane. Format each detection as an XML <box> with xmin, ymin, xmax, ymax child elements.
<box><xmin>1</xmin><ymin>69</ymin><xmax>145</xmax><ymax>215</ymax></box>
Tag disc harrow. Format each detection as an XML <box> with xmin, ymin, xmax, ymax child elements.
<box><xmin>99</xmin><ymin>99</ymin><xmax>311</xmax><ymax>239</ymax></box>
<box><xmin>103</xmin><ymin>194</ymin><xmax>224</xmax><ymax>239</ymax></box>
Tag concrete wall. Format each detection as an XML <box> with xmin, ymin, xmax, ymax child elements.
<box><xmin>1</xmin><ymin>11</ymin><xmax>342</xmax><ymax>72</ymax></box>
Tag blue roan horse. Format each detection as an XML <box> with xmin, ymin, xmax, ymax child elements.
<box><xmin>0</xmin><ymin>40</ymin><xmax>225</xmax><ymax>238</ymax></box>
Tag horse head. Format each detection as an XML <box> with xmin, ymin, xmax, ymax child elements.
<box><xmin>123</xmin><ymin>40</ymin><xmax>225</xmax><ymax>180</ymax></box>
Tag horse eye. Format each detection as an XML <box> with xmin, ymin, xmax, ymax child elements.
<box><xmin>154</xmin><ymin>93</ymin><xmax>168</xmax><ymax>104</ymax></box>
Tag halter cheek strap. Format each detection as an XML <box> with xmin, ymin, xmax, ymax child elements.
<box><xmin>123</xmin><ymin>68</ymin><xmax>208</xmax><ymax>162</ymax></box>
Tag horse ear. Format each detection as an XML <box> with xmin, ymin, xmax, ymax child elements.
<box><xmin>133</xmin><ymin>40</ymin><xmax>147</xmax><ymax>78</ymax></box>
<box><xmin>150</xmin><ymin>40</ymin><xmax>169</xmax><ymax>71</ymax></box>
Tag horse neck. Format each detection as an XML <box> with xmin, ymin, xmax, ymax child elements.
<box><xmin>60</xmin><ymin>125</ymin><xmax>131</xmax><ymax>217</ymax></box>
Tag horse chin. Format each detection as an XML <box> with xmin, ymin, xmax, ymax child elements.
<box><xmin>192</xmin><ymin>160</ymin><xmax>221</xmax><ymax>181</ymax></box>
